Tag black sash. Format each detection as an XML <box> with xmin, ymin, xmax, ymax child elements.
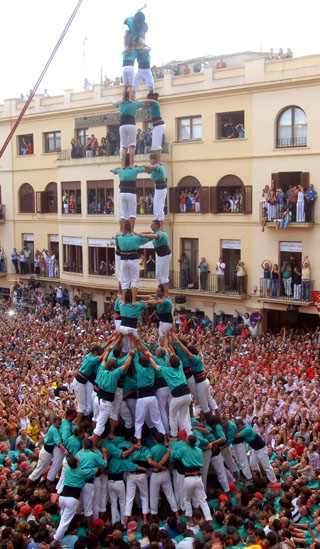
<box><xmin>123</xmin><ymin>60</ymin><xmax>134</xmax><ymax>66</ymax></box>
<box><xmin>44</xmin><ymin>443</ymin><xmax>54</xmax><ymax>454</ymax></box>
<box><xmin>75</xmin><ymin>373</ymin><xmax>87</xmax><ymax>384</ymax></box>
<box><xmin>158</xmin><ymin>312</ymin><xmax>173</xmax><ymax>323</ymax></box>
<box><xmin>109</xmin><ymin>473</ymin><xmax>123</xmax><ymax>481</ymax></box>
<box><xmin>121</xmin><ymin>316</ymin><xmax>138</xmax><ymax>328</ymax></box>
<box><xmin>171</xmin><ymin>384</ymin><xmax>190</xmax><ymax>398</ymax></box>
<box><xmin>155</xmin><ymin>245</ymin><xmax>171</xmax><ymax>257</ymax></box>
<box><xmin>155</xmin><ymin>182</ymin><xmax>167</xmax><ymax>190</ymax></box>
<box><xmin>120</xmin><ymin>115</ymin><xmax>135</xmax><ymax>126</ymax></box>
<box><xmin>61</xmin><ymin>485</ymin><xmax>81</xmax><ymax>499</ymax></box>
<box><xmin>119</xmin><ymin>180</ymin><xmax>136</xmax><ymax>194</ymax></box>
<box><xmin>138</xmin><ymin>63</ymin><xmax>150</xmax><ymax>69</ymax></box>
<box><xmin>137</xmin><ymin>386</ymin><xmax>155</xmax><ymax>398</ymax></box>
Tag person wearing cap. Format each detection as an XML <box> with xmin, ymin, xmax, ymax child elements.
<box><xmin>172</xmin><ymin>335</ymin><xmax>216</xmax><ymax>417</ymax></box>
<box><xmin>149</xmin><ymin>432</ymin><xmax>179</xmax><ymax>517</ymax></box>
<box><xmin>235</xmin><ymin>420</ymin><xmax>277</xmax><ymax>484</ymax></box>
<box><xmin>221</xmin><ymin>416</ymin><xmax>252</xmax><ymax>482</ymax></box>
<box><xmin>142</xmin><ymin>156</ymin><xmax>167</xmax><ymax>229</ymax></box>
<box><xmin>73</xmin><ymin>343</ymin><xmax>106</xmax><ymax>428</ymax></box>
<box><xmin>54</xmin><ymin>455</ymin><xmax>98</xmax><ymax>541</ymax></box>
<box><xmin>171</xmin><ymin>434</ymin><xmax>212</xmax><ymax>524</ymax></box>
<box><xmin>46</xmin><ymin>408</ymin><xmax>77</xmax><ymax>485</ymax></box>
<box><xmin>28</xmin><ymin>416</ymin><xmax>68</xmax><ymax>485</ymax></box>
<box><xmin>137</xmin><ymin>226</ymin><xmax>172</xmax><ymax>299</ymax></box>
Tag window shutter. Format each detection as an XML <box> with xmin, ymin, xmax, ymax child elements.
<box><xmin>243</xmin><ymin>186</ymin><xmax>252</xmax><ymax>214</ymax></box>
<box><xmin>210</xmin><ymin>186</ymin><xmax>218</xmax><ymax>214</ymax></box>
<box><xmin>271</xmin><ymin>173</ymin><xmax>279</xmax><ymax>189</ymax></box>
<box><xmin>300</xmin><ymin>172</ymin><xmax>309</xmax><ymax>189</ymax></box>
<box><xmin>169</xmin><ymin>187</ymin><xmax>179</xmax><ymax>213</ymax></box>
<box><xmin>36</xmin><ymin>192</ymin><xmax>48</xmax><ymax>213</ymax></box>
<box><xmin>199</xmin><ymin>187</ymin><xmax>209</xmax><ymax>213</ymax></box>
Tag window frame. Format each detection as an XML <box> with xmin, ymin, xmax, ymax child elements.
<box><xmin>19</xmin><ymin>183</ymin><xmax>35</xmax><ymax>213</ymax></box>
<box><xmin>87</xmin><ymin>180</ymin><xmax>114</xmax><ymax>215</ymax></box>
<box><xmin>63</xmin><ymin>244</ymin><xmax>83</xmax><ymax>273</ymax></box>
<box><xmin>76</xmin><ymin>128</ymin><xmax>89</xmax><ymax>147</ymax></box>
<box><xmin>216</xmin><ymin>111</ymin><xmax>245</xmax><ymax>140</ymax></box>
<box><xmin>61</xmin><ymin>181</ymin><xmax>81</xmax><ymax>214</ymax></box>
<box><xmin>276</xmin><ymin>106</ymin><xmax>307</xmax><ymax>148</ymax></box>
<box><xmin>17</xmin><ymin>134</ymin><xmax>34</xmax><ymax>156</ymax></box>
<box><xmin>88</xmin><ymin>246</ymin><xmax>115</xmax><ymax>276</ymax></box>
<box><xmin>136</xmin><ymin>179</ymin><xmax>157</xmax><ymax>215</ymax></box>
<box><xmin>177</xmin><ymin>115</ymin><xmax>202</xmax><ymax>142</ymax></box>
<box><xmin>44</xmin><ymin>131</ymin><xmax>61</xmax><ymax>153</ymax></box>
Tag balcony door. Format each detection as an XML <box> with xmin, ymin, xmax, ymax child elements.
<box><xmin>182</xmin><ymin>238</ymin><xmax>198</xmax><ymax>286</ymax></box>
<box><xmin>221</xmin><ymin>240</ymin><xmax>241</xmax><ymax>291</ymax></box>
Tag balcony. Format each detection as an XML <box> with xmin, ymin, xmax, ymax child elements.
<box><xmin>57</xmin><ymin>143</ymin><xmax>170</xmax><ymax>163</ymax></box>
<box><xmin>260</xmin><ymin>201</ymin><xmax>314</xmax><ymax>227</ymax></box>
<box><xmin>0</xmin><ymin>205</ymin><xmax>5</xmax><ymax>221</ymax></box>
<box><xmin>276</xmin><ymin>137</ymin><xmax>307</xmax><ymax>148</ymax></box>
<box><xmin>169</xmin><ymin>271</ymin><xmax>247</xmax><ymax>296</ymax></box>
<box><xmin>259</xmin><ymin>277</ymin><xmax>314</xmax><ymax>303</ymax></box>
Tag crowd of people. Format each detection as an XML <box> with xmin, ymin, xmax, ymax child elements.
<box><xmin>10</xmin><ymin>248</ymin><xmax>59</xmax><ymax>278</ymax></box>
<box><xmin>261</xmin><ymin>185</ymin><xmax>317</xmax><ymax>230</ymax></box>
<box><xmin>261</xmin><ymin>257</ymin><xmax>312</xmax><ymax>301</ymax></box>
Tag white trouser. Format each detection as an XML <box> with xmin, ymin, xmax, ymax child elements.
<box><xmin>115</xmin><ymin>319</ymin><xmax>122</xmax><ymax>330</ymax></box>
<box><xmin>183</xmin><ymin>476</ymin><xmax>212</xmax><ymax>521</ymax></box>
<box><xmin>110</xmin><ymin>387</ymin><xmax>124</xmax><ymax>421</ymax></box>
<box><xmin>85</xmin><ymin>381</ymin><xmax>94</xmax><ymax>416</ymax></box>
<box><xmin>156</xmin><ymin>386</ymin><xmax>171</xmax><ymax>434</ymax></box>
<box><xmin>195</xmin><ymin>378</ymin><xmax>217</xmax><ymax>414</ymax></box>
<box><xmin>28</xmin><ymin>447</ymin><xmax>52</xmax><ymax>481</ymax></box>
<box><xmin>154</xmin><ymin>188</ymin><xmax>167</xmax><ymax>221</ymax></box>
<box><xmin>57</xmin><ymin>457</ymin><xmax>68</xmax><ymax>494</ymax></box>
<box><xmin>220</xmin><ymin>446</ymin><xmax>238</xmax><ymax>474</ymax></box>
<box><xmin>92</xmin><ymin>393</ymin><xmax>100</xmax><ymax>423</ymax></box>
<box><xmin>73</xmin><ymin>378</ymin><xmax>87</xmax><ymax>414</ymax></box>
<box><xmin>159</xmin><ymin>321</ymin><xmax>172</xmax><ymax>340</ymax></box>
<box><xmin>119</xmin><ymin>326</ymin><xmax>138</xmax><ymax>353</ymax></box>
<box><xmin>201</xmin><ymin>449</ymin><xmax>212</xmax><ymax>490</ymax></box>
<box><xmin>119</xmin><ymin>124</ymin><xmax>136</xmax><ymax>149</ymax></box>
<box><xmin>81</xmin><ymin>481</ymin><xmax>94</xmax><ymax>516</ymax></box>
<box><xmin>186</xmin><ymin>375</ymin><xmax>198</xmax><ymax>399</ymax></box>
<box><xmin>169</xmin><ymin>393</ymin><xmax>192</xmax><ymax>437</ymax></box>
<box><xmin>173</xmin><ymin>470</ymin><xmax>185</xmax><ymax>511</ymax></box>
<box><xmin>126</xmin><ymin>398</ymin><xmax>137</xmax><ymax>422</ymax></box>
<box><xmin>283</xmin><ymin>277</ymin><xmax>292</xmax><ymax>296</ymax></box>
<box><xmin>99</xmin><ymin>474</ymin><xmax>109</xmax><ymax>512</ymax></box>
<box><xmin>150</xmin><ymin>470</ymin><xmax>178</xmax><ymax>514</ymax></box>
<box><xmin>93</xmin><ymin>476</ymin><xmax>101</xmax><ymax>521</ymax></box>
<box><xmin>233</xmin><ymin>442</ymin><xmax>252</xmax><ymax>480</ymax></box>
<box><xmin>211</xmin><ymin>453</ymin><xmax>230</xmax><ymax>492</ymax></box>
<box><xmin>156</xmin><ymin>253</ymin><xmax>171</xmax><ymax>285</ymax></box>
<box><xmin>93</xmin><ymin>399</ymin><xmax>113</xmax><ymax>436</ymax></box>
<box><xmin>115</xmin><ymin>254</ymin><xmax>121</xmax><ymax>280</ymax></box>
<box><xmin>108</xmin><ymin>479</ymin><xmax>126</xmax><ymax>524</ymax></box>
<box><xmin>119</xmin><ymin>192</ymin><xmax>137</xmax><ymax>220</ymax></box>
<box><xmin>120</xmin><ymin>259</ymin><xmax>139</xmax><ymax>289</ymax></box>
<box><xmin>152</xmin><ymin>123</ymin><xmax>166</xmax><ymax>151</ymax></box>
<box><xmin>294</xmin><ymin>284</ymin><xmax>301</xmax><ymax>300</ymax></box>
<box><xmin>47</xmin><ymin>446</ymin><xmax>64</xmax><ymax>482</ymax></box>
<box><xmin>54</xmin><ymin>496</ymin><xmax>79</xmax><ymax>541</ymax></box>
<box><xmin>133</xmin><ymin>68</ymin><xmax>154</xmax><ymax>91</ymax></box>
<box><xmin>124</xmin><ymin>473</ymin><xmax>149</xmax><ymax>516</ymax></box>
<box><xmin>122</xmin><ymin>65</ymin><xmax>134</xmax><ymax>86</ymax></box>
<box><xmin>250</xmin><ymin>446</ymin><xmax>277</xmax><ymax>483</ymax></box>
<box><xmin>134</xmin><ymin>396</ymin><xmax>165</xmax><ymax>439</ymax></box>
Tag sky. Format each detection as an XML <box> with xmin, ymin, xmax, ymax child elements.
<box><xmin>1</xmin><ymin>0</ymin><xmax>319</xmax><ymax>103</ymax></box>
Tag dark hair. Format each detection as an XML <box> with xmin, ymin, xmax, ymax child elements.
<box><xmin>106</xmin><ymin>359</ymin><xmax>118</xmax><ymax>371</ymax></box>
<box><xmin>187</xmin><ymin>344</ymin><xmax>198</xmax><ymax>356</ymax></box>
<box><xmin>139</xmin><ymin>356</ymin><xmax>150</xmax><ymax>368</ymax></box>
<box><xmin>169</xmin><ymin>354</ymin><xmax>180</xmax><ymax>369</ymax></box>
<box><xmin>154</xmin><ymin>432</ymin><xmax>165</xmax><ymax>444</ymax></box>
<box><xmin>83</xmin><ymin>439</ymin><xmax>93</xmax><ymax>451</ymax></box>
<box><xmin>68</xmin><ymin>455</ymin><xmax>78</xmax><ymax>469</ymax></box>
<box><xmin>112</xmin><ymin>346</ymin><xmax>122</xmax><ymax>358</ymax></box>
<box><xmin>188</xmin><ymin>435</ymin><xmax>197</xmax><ymax>447</ymax></box>
<box><xmin>158</xmin><ymin>283</ymin><xmax>164</xmax><ymax>292</ymax></box>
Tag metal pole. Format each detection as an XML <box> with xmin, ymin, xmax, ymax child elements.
<box><xmin>0</xmin><ymin>0</ymin><xmax>84</xmax><ymax>159</ymax></box>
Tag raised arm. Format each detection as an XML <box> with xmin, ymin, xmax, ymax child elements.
<box><xmin>171</xmin><ymin>332</ymin><xmax>194</xmax><ymax>359</ymax></box>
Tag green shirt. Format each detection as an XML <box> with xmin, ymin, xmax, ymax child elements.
<box><xmin>116</xmin><ymin>233</ymin><xmax>149</xmax><ymax>252</ymax></box>
<box><xmin>133</xmin><ymin>352</ymin><xmax>154</xmax><ymax>388</ymax></box>
<box><xmin>101</xmin><ymin>440</ymin><xmax>123</xmax><ymax>459</ymax></box>
<box><xmin>212</xmin><ymin>423</ymin><xmax>226</xmax><ymax>444</ymax></box>
<box><xmin>76</xmin><ymin>448</ymin><xmax>106</xmax><ymax>471</ymax></box>
<box><xmin>60</xmin><ymin>418</ymin><xmax>76</xmax><ymax>444</ymax></box>
<box><xmin>130</xmin><ymin>446</ymin><xmax>151</xmax><ymax>464</ymax></box>
<box><xmin>64</xmin><ymin>464</ymin><xmax>95</xmax><ymax>488</ymax></box>
<box><xmin>122</xmin><ymin>49</ymin><xmax>137</xmax><ymax>64</ymax></box>
<box><xmin>114</xmin><ymin>101</ymin><xmax>145</xmax><ymax>118</ymax></box>
<box><xmin>150</xmin><ymin>443</ymin><xmax>168</xmax><ymax>464</ymax></box>
<box><xmin>64</xmin><ymin>434</ymin><xmax>81</xmax><ymax>457</ymax></box>
<box><xmin>79</xmin><ymin>354</ymin><xmax>100</xmax><ymax>377</ymax></box>
<box><xmin>190</xmin><ymin>354</ymin><xmax>204</xmax><ymax>373</ymax></box>
<box><xmin>147</xmin><ymin>100</ymin><xmax>162</xmax><ymax>120</ymax></box>
<box><xmin>225</xmin><ymin>420</ymin><xmax>241</xmax><ymax>443</ymax></box>
<box><xmin>152</xmin><ymin>230</ymin><xmax>169</xmax><ymax>249</ymax></box>
<box><xmin>108</xmin><ymin>456</ymin><xmax>138</xmax><ymax>475</ymax></box>
<box><xmin>158</xmin><ymin>363</ymin><xmax>187</xmax><ymax>391</ymax></box>
<box><xmin>119</xmin><ymin>301</ymin><xmax>146</xmax><ymax>319</ymax></box>
<box><xmin>96</xmin><ymin>366</ymin><xmax>123</xmax><ymax>394</ymax></box>
<box><xmin>44</xmin><ymin>424</ymin><xmax>62</xmax><ymax>448</ymax></box>
<box><xmin>174</xmin><ymin>343</ymin><xmax>191</xmax><ymax>368</ymax></box>
<box><xmin>150</xmin><ymin>164</ymin><xmax>166</xmax><ymax>183</ymax></box>
<box><xmin>113</xmin><ymin>166</ymin><xmax>145</xmax><ymax>182</ymax></box>
<box><xmin>174</xmin><ymin>444</ymin><xmax>204</xmax><ymax>468</ymax></box>
<box><xmin>240</xmin><ymin>424</ymin><xmax>258</xmax><ymax>443</ymax></box>
<box><xmin>123</xmin><ymin>374</ymin><xmax>137</xmax><ymax>394</ymax></box>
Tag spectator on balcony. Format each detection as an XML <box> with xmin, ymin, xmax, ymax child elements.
<box><xmin>0</xmin><ymin>246</ymin><xmax>4</xmax><ymax>273</ymax></box>
<box><xmin>280</xmin><ymin>207</ymin><xmax>292</xmax><ymax>230</ymax></box>
<box><xmin>235</xmin><ymin>123</ymin><xmax>245</xmax><ymax>138</ymax></box>
<box><xmin>301</xmin><ymin>257</ymin><xmax>311</xmax><ymax>301</ymax></box>
<box><xmin>274</xmin><ymin>207</ymin><xmax>283</xmax><ymax>231</ymax></box>
<box><xmin>261</xmin><ymin>206</ymin><xmax>268</xmax><ymax>232</ymax></box>
<box><xmin>281</xmin><ymin>261</ymin><xmax>292</xmax><ymax>297</ymax></box>
<box><xmin>19</xmin><ymin>250</ymin><xmax>26</xmax><ymax>275</ymax></box>
<box><xmin>236</xmin><ymin>261</ymin><xmax>246</xmax><ymax>294</ymax></box>
<box><xmin>54</xmin><ymin>260</ymin><xmax>59</xmax><ymax>278</ymax></box>
<box><xmin>34</xmin><ymin>253</ymin><xmax>40</xmax><ymax>276</ymax></box>
<box><xmin>136</xmin><ymin>129</ymin><xmax>145</xmax><ymax>154</ymax></box>
<box><xmin>138</xmin><ymin>253</ymin><xmax>145</xmax><ymax>278</ymax></box>
<box><xmin>62</xmin><ymin>191</ymin><xmax>69</xmax><ymax>213</ymax></box>
<box><xmin>224</xmin><ymin>121</ymin><xmax>234</xmax><ymax>139</ymax></box>
<box><xmin>271</xmin><ymin>264</ymin><xmax>280</xmax><ymax>298</ymax></box>
<box><xmin>27</xmin><ymin>141</ymin><xmax>33</xmax><ymax>155</ymax></box>
<box><xmin>179</xmin><ymin>190</ymin><xmax>186</xmax><ymax>212</ymax></box>
<box><xmin>23</xmin><ymin>245</ymin><xmax>32</xmax><ymax>274</ymax></box>
<box><xmin>261</xmin><ymin>259</ymin><xmax>272</xmax><ymax>296</ymax></box>
<box><xmin>71</xmin><ymin>137</ymin><xmax>76</xmax><ymax>158</ymax></box>
<box><xmin>186</xmin><ymin>191</ymin><xmax>193</xmax><ymax>212</ymax></box>
<box><xmin>68</xmin><ymin>193</ymin><xmax>76</xmax><ymax>214</ymax></box>
<box><xmin>194</xmin><ymin>188</ymin><xmax>200</xmax><ymax>212</ymax></box>
<box><xmin>99</xmin><ymin>137</ymin><xmax>108</xmax><ymax>156</ymax></box>
<box><xmin>290</xmin><ymin>186</ymin><xmax>298</xmax><ymax>221</ymax></box>
<box><xmin>215</xmin><ymin>319</ymin><xmax>226</xmax><ymax>336</ymax></box>
<box><xmin>144</xmin><ymin>128</ymin><xmax>152</xmax><ymax>153</ymax></box>
<box><xmin>179</xmin><ymin>253</ymin><xmax>189</xmax><ymax>289</ymax></box>
<box><xmin>293</xmin><ymin>264</ymin><xmax>302</xmax><ymax>301</ymax></box>
<box><xmin>229</xmin><ymin>194</ymin><xmax>238</xmax><ymax>213</ymax></box>
<box><xmin>40</xmin><ymin>253</ymin><xmax>46</xmax><ymax>275</ymax></box>
<box><xmin>75</xmin><ymin>139</ymin><xmax>83</xmax><ymax>159</ymax></box>
<box><xmin>20</xmin><ymin>142</ymin><xmax>28</xmax><ymax>155</ymax></box>
<box><xmin>305</xmin><ymin>184</ymin><xmax>317</xmax><ymax>222</ymax></box>
<box><xmin>216</xmin><ymin>59</ymin><xmax>227</xmax><ymax>69</ymax></box>
<box><xmin>146</xmin><ymin>254</ymin><xmax>155</xmax><ymax>278</ymax></box>
<box><xmin>216</xmin><ymin>257</ymin><xmax>226</xmax><ymax>293</ymax></box>
<box><xmin>267</xmin><ymin>190</ymin><xmax>277</xmax><ymax>221</ymax></box>
<box><xmin>89</xmin><ymin>134</ymin><xmax>98</xmax><ymax>157</ymax></box>
<box><xmin>85</xmin><ymin>137</ymin><xmax>92</xmax><ymax>158</ymax></box>
<box><xmin>198</xmin><ymin>257</ymin><xmax>209</xmax><ymax>292</ymax></box>
<box><xmin>296</xmin><ymin>186</ymin><xmax>305</xmax><ymax>222</ymax></box>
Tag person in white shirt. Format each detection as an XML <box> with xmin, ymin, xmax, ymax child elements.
<box><xmin>249</xmin><ymin>321</ymin><xmax>259</xmax><ymax>339</ymax></box>
<box><xmin>55</xmin><ymin>284</ymin><xmax>63</xmax><ymax>305</ymax></box>
<box><xmin>216</xmin><ymin>257</ymin><xmax>226</xmax><ymax>293</ymax></box>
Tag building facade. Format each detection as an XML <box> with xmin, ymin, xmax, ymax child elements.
<box><xmin>0</xmin><ymin>53</ymin><xmax>319</xmax><ymax>328</ymax></box>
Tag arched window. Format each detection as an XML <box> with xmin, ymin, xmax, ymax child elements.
<box><xmin>45</xmin><ymin>182</ymin><xmax>58</xmax><ymax>213</ymax></box>
<box><xmin>209</xmin><ymin>175</ymin><xmax>252</xmax><ymax>214</ymax></box>
<box><xmin>276</xmin><ymin>106</ymin><xmax>307</xmax><ymax>148</ymax></box>
<box><xmin>178</xmin><ymin>176</ymin><xmax>201</xmax><ymax>213</ymax></box>
<box><xmin>19</xmin><ymin>183</ymin><xmax>35</xmax><ymax>213</ymax></box>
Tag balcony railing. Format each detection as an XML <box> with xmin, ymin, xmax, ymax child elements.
<box><xmin>276</xmin><ymin>137</ymin><xmax>307</xmax><ymax>148</ymax></box>
<box><xmin>169</xmin><ymin>271</ymin><xmax>247</xmax><ymax>295</ymax></box>
<box><xmin>260</xmin><ymin>201</ymin><xmax>314</xmax><ymax>224</ymax></box>
<box><xmin>57</xmin><ymin>142</ymin><xmax>169</xmax><ymax>161</ymax></box>
<box><xmin>259</xmin><ymin>277</ymin><xmax>314</xmax><ymax>302</ymax></box>
<box><xmin>10</xmin><ymin>262</ymin><xmax>59</xmax><ymax>278</ymax></box>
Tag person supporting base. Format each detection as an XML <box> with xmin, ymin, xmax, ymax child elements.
<box><xmin>235</xmin><ymin>420</ymin><xmax>277</xmax><ymax>484</ymax></box>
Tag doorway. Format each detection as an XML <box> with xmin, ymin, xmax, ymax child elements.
<box><xmin>107</xmin><ymin>125</ymin><xmax>120</xmax><ymax>155</ymax></box>
<box><xmin>182</xmin><ymin>238</ymin><xmax>199</xmax><ymax>287</ymax></box>
<box><xmin>221</xmin><ymin>240</ymin><xmax>241</xmax><ymax>291</ymax></box>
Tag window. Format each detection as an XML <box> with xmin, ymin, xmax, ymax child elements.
<box><xmin>17</xmin><ymin>134</ymin><xmax>34</xmax><ymax>155</ymax></box>
<box><xmin>19</xmin><ymin>183</ymin><xmax>35</xmax><ymax>213</ymax></box>
<box><xmin>180</xmin><ymin>238</ymin><xmax>199</xmax><ymax>287</ymax></box>
<box><xmin>87</xmin><ymin>181</ymin><xmax>114</xmax><ymax>214</ymax></box>
<box><xmin>36</xmin><ymin>182</ymin><xmax>58</xmax><ymax>214</ymax></box>
<box><xmin>76</xmin><ymin>128</ymin><xmax>88</xmax><ymax>146</ymax></box>
<box><xmin>276</xmin><ymin>106</ymin><xmax>307</xmax><ymax>148</ymax></box>
<box><xmin>63</xmin><ymin>237</ymin><xmax>83</xmax><ymax>273</ymax></box>
<box><xmin>44</xmin><ymin>131</ymin><xmax>61</xmax><ymax>153</ymax></box>
<box><xmin>88</xmin><ymin>239</ymin><xmax>115</xmax><ymax>276</ymax></box>
<box><xmin>216</xmin><ymin>111</ymin><xmax>245</xmax><ymax>139</ymax></box>
<box><xmin>221</xmin><ymin>240</ymin><xmax>242</xmax><ymax>292</ymax></box>
<box><xmin>138</xmin><ymin>247</ymin><xmax>156</xmax><ymax>278</ymax></box>
<box><xmin>136</xmin><ymin>179</ymin><xmax>159</xmax><ymax>215</ymax></box>
<box><xmin>61</xmin><ymin>182</ymin><xmax>81</xmax><ymax>214</ymax></box>
<box><xmin>210</xmin><ymin>175</ymin><xmax>252</xmax><ymax>215</ymax></box>
<box><xmin>177</xmin><ymin>116</ymin><xmax>202</xmax><ymax>142</ymax></box>
<box><xmin>169</xmin><ymin>176</ymin><xmax>209</xmax><ymax>214</ymax></box>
